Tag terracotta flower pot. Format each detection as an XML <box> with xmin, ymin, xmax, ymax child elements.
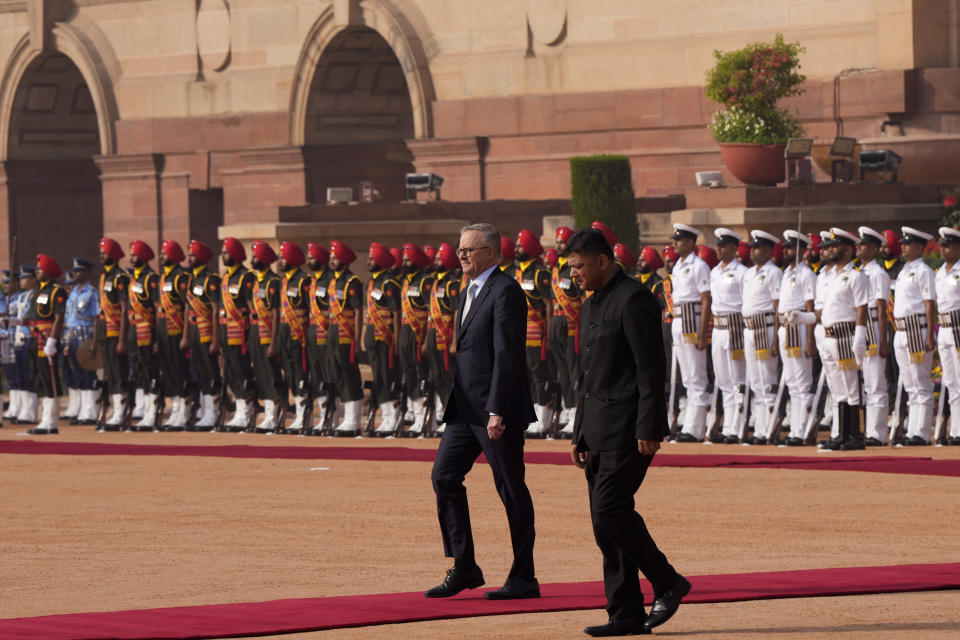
<box><xmin>718</xmin><ymin>142</ymin><xmax>786</xmax><ymax>186</ymax></box>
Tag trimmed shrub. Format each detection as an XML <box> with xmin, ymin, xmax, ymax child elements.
<box><xmin>570</xmin><ymin>154</ymin><xmax>638</xmax><ymax>253</ymax></box>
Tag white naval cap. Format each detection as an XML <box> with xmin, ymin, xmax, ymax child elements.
<box><xmin>672</xmin><ymin>223</ymin><xmax>700</xmax><ymax>240</ymax></box>
<box><xmin>819</xmin><ymin>230</ymin><xmax>835</xmax><ymax>246</ymax></box>
<box><xmin>857</xmin><ymin>226</ymin><xmax>884</xmax><ymax>244</ymax></box>
<box><xmin>901</xmin><ymin>226</ymin><xmax>933</xmax><ymax>244</ymax></box>
<box><xmin>829</xmin><ymin>227</ymin><xmax>859</xmax><ymax>246</ymax></box>
<box><xmin>783</xmin><ymin>229</ymin><xmax>811</xmax><ymax>246</ymax></box>
<box><xmin>748</xmin><ymin>229</ymin><xmax>779</xmax><ymax>247</ymax></box>
<box><xmin>938</xmin><ymin>227</ymin><xmax>960</xmax><ymax>244</ymax></box>
<box><xmin>714</xmin><ymin>227</ymin><xmax>743</xmax><ymax>245</ymax></box>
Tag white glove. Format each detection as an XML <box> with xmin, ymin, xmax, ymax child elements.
<box><xmin>852</xmin><ymin>325</ymin><xmax>867</xmax><ymax>361</ymax></box>
<box><xmin>790</xmin><ymin>310</ymin><xmax>817</xmax><ymax>325</ymax></box>
<box><xmin>43</xmin><ymin>337</ymin><xmax>57</xmax><ymax>357</ymax></box>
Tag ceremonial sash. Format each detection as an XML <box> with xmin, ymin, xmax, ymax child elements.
<box><xmin>516</xmin><ymin>268</ymin><xmax>548</xmax><ymax>361</ymax></box>
<box><xmin>367</xmin><ymin>280</ymin><xmax>396</xmax><ymax>368</ymax></box>
<box><xmin>186</xmin><ymin>276</ymin><xmax>214</xmax><ymax>343</ymax></box>
<box><xmin>865</xmin><ymin>307</ymin><xmax>879</xmax><ymax>358</ymax></box>
<box><xmin>429</xmin><ymin>281</ymin><xmax>455</xmax><ymax>370</ymax></box>
<box><xmin>401</xmin><ymin>277</ymin><xmax>429</xmax><ymax>361</ymax></box>
<box><xmin>158</xmin><ymin>272</ymin><xmax>185</xmax><ymax>336</ymax></box>
<box><xmin>280</xmin><ymin>274</ymin><xmax>307</xmax><ymax>344</ymax></box>
<box><xmin>32</xmin><ymin>284</ymin><xmax>63</xmax><ymax>357</ymax></box>
<box><xmin>220</xmin><ymin>275</ymin><xmax>248</xmax><ymax>353</ymax></box>
<box><xmin>127</xmin><ymin>282</ymin><xmax>156</xmax><ymax>347</ymax></box>
<box><xmin>663</xmin><ymin>278</ymin><xmax>674</xmax><ymax>324</ymax></box>
<box><xmin>99</xmin><ymin>272</ymin><xmax>122</xmax><ymax>338</ymax></box>
<box><xmin>551</xmin><ymin>266</ymin><xmax>582</xmax><ymax>354</ymax></box>
<box><xmin>253</xmin><ymin>278</ymin><xmax>274</xmax><ymax>345</ymax></box>
<box><xmin>894</xmin><ymin>314</ymin><xmax>927</xmax><ymax>364</ymax></box>
<box><xmin>308</xmin><ymin>276</ymin><xmax>329</xmax><ymax>345</ymax></box>
<box><xmin>745</xmin><ymin>312</ymin><xmax>774</xmax><ymax>360</ymax></box>
<box><xmin>328</xmin><ymin>276</ymin><xmax>358</xmax><ymax>363</ymax></box>
<box><xmin>827</xmin><ymin>321</ymin><xmax>857</xmax><ymax>370</ymax></box>
<box><xmin>678</xmin><ymin>302</ymin><xmax>700</xmax><ymax>344</ymax></box>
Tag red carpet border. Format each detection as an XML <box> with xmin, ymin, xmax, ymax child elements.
<box><xmin>1</xmin><ymin>562</ymin><xmax>959</xmax><ymax>639</ymax></box>
<box><xmin>2</xmin><ymin>439</ymin><xmax>960</xmax><ymax>476</ymax></box>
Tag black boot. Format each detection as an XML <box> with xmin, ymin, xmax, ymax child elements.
<box><xmin>821</xmin><ymin>403</ymin><xmax>847</xmax><ymax>450</ymax></box>
<box><xmin>840</xmin><ymin>403</ymin><xmax>865</xmax><ymax>450</ymax></box>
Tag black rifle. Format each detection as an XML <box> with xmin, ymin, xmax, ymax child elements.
<box><xmin>363</xmin><ymin>379</ymin><xmax>378</xmax><ymax>436</ymax></box>
<box><xmin>767</xmin><ymin>376</ymin><xmax>789</xmax><ymax>446</ymax></box>
<box><xmin>548</xmin><ymin>381</ymin><xmax>563</xmax><ymax>438</ymax></box>
<box><xmin>393</xmin><ymin>375</ymin><xmax>409</xmax><ymax>438</ymax></box>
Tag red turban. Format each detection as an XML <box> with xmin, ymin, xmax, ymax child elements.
<box><xmin>402</xmin><ymin>243</ymin><xmax>430</xmax><ymax>269</ymax></box>
<box><xmin>555</xmin><ymin>226</ymin><xmax>574</xmax><ymax>243</ymax></box>
<box><xmin>390</xmin><ymin>247</ymin><xmax>402</xmax><ymax>267</ymax></box>
<box><xmin>696</xmin><ymin>245</ymin><xmax>719</xmax><ymax>269</ymax></box>
<box><xmin>423</xmin><ymin>244</ymin><xmax>437</xmax><ymax>264</ymax></box>
<box><xmin>662</xmin><ymin>245</ymin><xmax>678</xmax><ymax>262</ymax></box>
<box><xmin>308</xmin><ymin>241</ymin><xmax>329</xmax><ymax>264</ymax></box>
<box><xmin>591</xmin><ymin>221</ymin><xmax>618</xmax><ymax>248</ymax></box>
<box><xmin>436</xmin><ymin>242</ymin><xmax>460</xmax><ymax>271</ymax></box>
<box><xmin>369</xmin><ymin>242</ymin><xmax>395</xmax><ymax>270</ymax></box>
<box><xmin>221</xmin><ymin>237</ymin><xmax>245</xmax><ymax>262</ymax></box>
<box><xmin>501</xmin><ymin>237</ymin><xmax>516</xmax><ymax>261</ymax></box>
<box><xmin>883</xmin><ymin>229</ymin><xmax>901</xmax><ymax>255</ymax></box>
<box><xmin>808</xmin><ymin>234</ymin><xmax>821</xmax><ymax>252</ymax></box>
<box><xmin>130</xmin><ymin>240</ymin><xmax>155</xmax><ymax>263</ymax></box>
<box><xmin>738</xmin><ymin>241</ymin><xmax>752</xmax><ymax>267</ymax></box>
<box><xmin>330</xmin><ymin>240</ymin><xmax>356</xmax><ymax>266</ymax></box>
<box><xmin>544</xmin><ymin>248</ymin><xmax>558</xmax><ymax>269</ymax></box>
<box><xmin>36</xmin><ymin>254</ymin><xmax>61</xmax><ymax>278</ymax></box>
<box><xmin>516</xmin><ymin>229</ymin><xmax>544</xmax><ymax>258</ymax></box>
<box><xmin>99</xmin><ymin>237</ymin><xmax>124</xmax><ymax>261</ymax></box>
<box><xmin>252</xmin><ymin>241</ymin><xmax>277</xmax><ymax>265</ymax></box>
<box><xmin>614</xmin><ymin>243</ymin><xmax>636</xmax><ymax>268</ymax></box>
<box><xmin>161</xmin><ymin>239</ymin><xmax>185</xmax><ymax>263</ymax></box>
<box><xmin>188</xmin><ymin>240</ymin><xmax>212</xmax><ymax>264</ymax></box>
<box><xmin>280</xmin><ymin>242</ymin><xmax>305</xmax><ymax>268</ymax></box>
<box><xmin>641</xmin><ymin>246</ymin><xmax>663</xmax><ymax>271</ymax></box>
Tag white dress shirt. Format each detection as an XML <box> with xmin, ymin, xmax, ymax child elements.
<box><xmin>936</xmin><ymin>261</ymin><xmax>960</xmax><ymax>313</ymax></box>
<box><xmin>671</xmin><ymin>251</ymin><xmax>711</xmax><ymax>303</ymax></box>
<box><xmin>777</xmin><ymin>262</ymin><xmax>816</xmax><ymax>313</ymax></box>
<box><xmin>893</xmin><ymin>258</ymin><xmax>936</xmax><ymax>318</ymax></box>
<box><xmin>710</xmin><ymin>259</ymin><xmax>747</xmax><ymax>315</ymax></box>
<box><xmin>860</xmin><ymin>259</ymin><xmax>891</xmax><ymax>310</ymax></box>
<box><xmin>821</xmin><ymin>261</ymin><xmax>869</xmax><ymax>326</ymax></box>
<box><xmin>741</xmin><ymin>261</ymin><xmax>782</xmax><ymax>316</ymax></box>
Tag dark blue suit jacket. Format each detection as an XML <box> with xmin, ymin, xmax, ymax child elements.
<box><xmin>442</xmin><ymin>266</ymin><xmax>537</xmax><ymax>429</ymax></box>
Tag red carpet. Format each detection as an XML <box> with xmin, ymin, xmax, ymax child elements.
<box><xmin>1</xmin><ymin>562</ymin><xmax>958</xmax><ymax>639</ymax></box>
<box><xmin>2</xmin><ymin>439</ymin><xmax>960</xmax><ymax>476</ymax></box>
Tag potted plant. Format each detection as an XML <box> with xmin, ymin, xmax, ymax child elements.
<box><xmin>706</xmin><ymin>34</ymin><xmax>806</xmax><ymax>186</ymax></box>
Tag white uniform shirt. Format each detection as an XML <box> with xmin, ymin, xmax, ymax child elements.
<box><xmin>670</xmin><ymin>251</ymin><xmax>711</xmax><ymax>303</ymax></box>
<box><xmin>821</xmin><ymin>261</ymin><xmax>869</xmax><ymax>326</ymax></box>
<box><xmin>893</xmin><ymin>258</ymin><xmax>936</xmax><ymax>318</ymax></box>
<box><xmin>860</xmin><ymin>259</ymin><xmax>891</xmax><ymax>310</ymax></box>
<box><xmin>777</xmin><ymin>262</ymin><xmax>816</xmax><ymax>313</ymax></box>
<box><xmin>741</xmin><ymin>261</ymin><xmax>782</xmax><ymax>316</ymax></box>
<box><xmin>710</xmin><ymin>259</ymin><xmax>747</xmax><ymax>315</ymax></box>
<box><xmin>814</xmin><ymin>265</ymin><xmax>835</xmax><ymax>312</ymax></box>
<box><xmin>935</xmin><ymin>261</ymin><xmax>960</xmax><ymax>313</ymax></box>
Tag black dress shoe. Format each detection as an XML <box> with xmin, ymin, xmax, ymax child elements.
<box><xmin>27</xmin><ymin>428</ymin><xmax>58</xmax><ymax>435</ymax></box>
<box><xmin>483</xmin><ymin>576</ymin><xmax>540</xmax><ymax>600</ymax></box>
<box><xmin>864</xmin><ymin>437</ymin><xmax>884</xmax><ymax>446</ymax></box>
<box><xmin>905</xmin><ymin>435</ymin><xmax>930</xmax><ymax>446</ymax></box>
<box><xmin>584</xmin><ymin>618</ymin><xmax>650</xmax><ymax>636</ymax></box>
<box><xmin>840</xmin><ymin>436</ymin><xmax>865</xmax><ymax>450</ymax></box>
<box><xmin>645</xmin><ymin>575</ymin><xmax>691</xmax><ymax>630</ymax></box>
<box><xmin>784</xmin><ymin>437</ymin><xmax>804</xmax><ymax>446</ymax></box>
<box><xmin>723</xmin><ymin>435</ymin><xmax>739</xmax><ymax>444</ymax></box>
<box><xmin>424</xmin><ymin>566</ymin><xmax>485</xmax><ymax>598</ymax></box>
<box><xmin>948</xmin><ymin>437</ymin><xmax>960</xmax><ymax>446</ymax></box>
<box><xmin>674</xmin><ymin>432</ymin><xmax>700</xmax><ymax>443</ymax></box>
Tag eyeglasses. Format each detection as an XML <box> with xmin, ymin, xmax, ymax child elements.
<box><xmin>456</xmin><ymin>246</ymin><xmax>492</xmax><ymax>257</ymax></box>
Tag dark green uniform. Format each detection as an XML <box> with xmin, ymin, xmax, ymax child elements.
<box><xmin>278</xmin><ymin>267</ymin><xmax>311</xmax><ymax>396</ymax></box>
<box><xmin>306</xmin><ymin>266</ymin><xmax>334</xmax><ymax>397</ymax></box>
<box><xmin>185</xmin><ymin>265</ymin><xmax>221</xmax><ymax>396</ymax></box>
<box><xmin>157</xmin><ymin>264</ymin><xmax>191</xmax><ymax>399</ymax></box>
<box><xmin>97</xmin><ymin>263</ymin><xmax>130</xmax><ymax>396</ymax></box>
<box><xmin>517</xmin><ymin>259</ymin><xmax>554</xmax><ymax>405</ymax></box>
<box><xmin>549</xmin><ymin>257</ymin><xmax>583</xmax><ymax>409</ymax></box>
<box><xmin>326</xmin><ymin>267</ymin><xmax>364</xmax><ymax>402</ymax></box>
<box><xmin>127</xmin><ymin>266</ymin><xmax>161</xmax><ymax>397</ymax></box>
<box><xmin>364</xmin><ymin>269</ymin><xmax>401</xmax><ymax>405</ymax></box>
<box><xmin>425</xmin><ymin>270</ymin><xmax>461</xmax><ymax>410</ymax></box>
<box><xmin>249</xmin><ymin>267</ymin><xmax>283</xmax><ymax>402</ymax></box>
<box><xmin>29</xmin><ymin>278</ymin><xmax>67</xmax><ymax>397</ymax></box>
<box><xmin>398</xmin><ymin>269</ymin><xmax>434</xmax><ymax>400</ymax></box>
<box><xmin>218</xmin><ymin>264</ymin><xmax>256</xmax><ymax>403</ymax></box>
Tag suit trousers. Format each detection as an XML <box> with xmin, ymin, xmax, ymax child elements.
<box><xmin>431</xmin><ymin>421</ymin><xmax>536</xmax><ymax>579</ymax></box>
<box><xmin>585</xmin><ymin>448</ymin><xmax>680</xmax><ymax>620</ymax></box>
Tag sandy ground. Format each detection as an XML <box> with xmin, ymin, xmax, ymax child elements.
<box><xmin>1</xmin><ymin>423</ymin><xmax>959</xmax><ymax>639</ymax></box>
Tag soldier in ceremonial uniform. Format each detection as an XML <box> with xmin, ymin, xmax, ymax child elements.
<box><xmin>95</xmin><ymin>238</ymin><xmax>130</xmax><ymax>429</ymax></box>
<box><xmin>739</xmin><ymin>230</ymin><xmax>782</xmax><ymax>444</ymax></box>
<box><xmin>276</xmin><ymin>242</ymin><xmax>311</xmax><ymax>432</ymax></box>
<box><xmin>636</xmin><ymin>246</ymin><xmax>665</xmax><ymax>298</ymax></box>
<box><xmin>613</xmin><ymin>243</ymin><xmax>636</xmax><ymax>276</ymax></box>
<box><xmin>705</xmin><ymin>228</ymin><xmax>748</xmax><ymax>444</ymax></box>
<box><xmin>805</xmin><ymin>235</ymin><xmax>823</xmax><ymax>273</ymax></box>
<box><xmin>550</xmin><ymin>226</ymin><xmax>583</xmax><ymax>438</ymax></box>
<box><xmin>856</xmin><ymin>227</ymin><xmax>892</xmax><ymax>445</ymax></box>
<box><xmin>817</xmin><ymin>228</ymin><xmax>869</xmax><ymax>451</ymax></box>
<box><xmin>398</xmin><ymin>244</ymin><xmax>435</xmax><ymax>435</ymax></box>
<box><xmin>424</xmin><ymin>242</ymin><xmax>461</xmax><ymax>434</ymax></box>
<box><xmin>364</xmin><ymin>242</ymin><xmax>402</xmax><ymax>436</ymax></box>
<box><xmin>389</xmin><ymin>247</ymin><xmax>403</xmax><ymax>279</ymax></box>
<box><xmin>423</xmin><ymin>245</ymin><xmax>438</xmax><ymax>272</ymax></box>
<box><xmin>543</xmin><ymin>248</ymin><xmax>558</xmax><ymax>270</ymax></box>
<box><xmin>181</xmin><ymin>240</ymin><xmax>221</xmax><ymax>430</ymax></box>
<box><xmin>61</xmin><ymin>259</ymin><xmax>99</xmax><ymax>424</ymax></box>
<box><xmin>156</xmin><ymin>240</ymin><xmax>192</xmax><ymax>430</ymax></box>
<box><xmin>515</xmin><ymin>229</ymin><xmax>554</xmax><ymax>437</ymax></box>
<box><xmin>670</xmin><ymin>223</ymin><xmax>713</xmax><ymax>441</ymax></box>
<box><xmin>881</xmin><ymin>229</ymin><xmax>906</xmax><ymax>280</ymax></box>
<box><xmin>892</xmin><ymin>227</ymin><xmax>937</xmax><ymax>445</ymax></box>
<box><xmin>327</xmin><ymin>240</ymin><xmax>365</xmax><ymax>435</ymax></box>
<box><xmin>219</xmin><ymin>238</ymin><xmax>256</xmax><ymax>431</ymax></box>
<box><xmin>499</xmin><ymin>236</ymin><xmax>517</xmax><ymax>278</ymax></box>
<box><xmin>777</xmin><ymin>230</ymin><xmax>817</xmax><ymax>445</ymax></box>
<box><xmin>11</xmin><ymin>268</ymin><xmax>39</xmax><ymax>423</ymax></box>
<box><xmin>28</xmin><ymin>255</ymin><xmax>68</xmax><ymax>434</ymax></box>
<box><xmin>248</xmin><ymin>241</ymin><xmax>284</xmax><ymax>431</ymax></box>
<box><xmin>306</xmin><ymin>242</ymin><xmax>333</xmax><ymax>431</ymax></box>
<box><xmin>0</xmin><ymin>270</ymin><xmax>19</xmax><ymax>422</ymax></box>
<box><xmin>935</xmin><ymin>227</ymin><xmax>960</xmax><ymax>445</ymax></box>
<box><xmin>126</xmin><ymin>240</ymin><xmax>161</xmax><ymax>430</ymax></box>
<box><xmin>590</xmin><ymin>221</ymin><xmax>618</xmax><ymax>250</ymax></box>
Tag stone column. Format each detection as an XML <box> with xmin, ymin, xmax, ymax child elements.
<box><xmin>0</xmin><ymin>162</ymin><xmax>10</xmax><ymax>269</ymax></box>
<box><xmin>221</xmin><ymin>147</ymin><xmax>309</xmax><ymax>226</ymax></box>
<box><xmin>94</xmin><ymin>153</ymin><xmax>164</xmax><ymax>254</ymax></box>
<box><xmin>406</xmin><ymin>136</ymin><xmax>489</xmax><ymax>202</ymax></box>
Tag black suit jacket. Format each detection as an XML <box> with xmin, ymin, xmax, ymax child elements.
<box><xmin>443</xmin><ymin>266</ymin><xmax>537</xmax><ymax>429</ymax></box>
<box><xmin>573</xmin><ymin>269</ymin><xmax>668</xmax><ymax>450</ymax></box>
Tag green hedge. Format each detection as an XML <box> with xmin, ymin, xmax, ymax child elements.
<box><xmin>570</xmin><ymin>154</ymin><xmax>638</xmax><ymax>253</ymax></box>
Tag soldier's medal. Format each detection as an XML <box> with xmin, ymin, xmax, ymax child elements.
<box><xmin>192</xmin><ymin>284</ymin><xmax>204</xmax><ymax>296</ymax></box>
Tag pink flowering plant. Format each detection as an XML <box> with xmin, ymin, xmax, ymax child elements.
<box><xmin>942</xmin><ymin>185</ymin><xmax>960</xmax><ymax>228</ymax></box>
<box><xmin>706</xmin><ymin>34</ymin><xmax>805</xmax><ymax>144</ymax></box>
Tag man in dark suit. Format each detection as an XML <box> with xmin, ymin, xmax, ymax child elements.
<box><xmin>426</xmin><ymin>222</ymin><xmax>539</xmax><ymax>600</ymax></box>
<box><xmin>568</xmin><ymin>229</ymin><xmax>690</xmax><ymax>636</ymax></box>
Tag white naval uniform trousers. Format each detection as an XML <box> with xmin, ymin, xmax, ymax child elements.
<box><xmin>709</xmin><ymin>259</ymin><xmax>748</xmax><ymax>438</ymax></box>
<box><xmin>860</xmin><ymin>260</ymin><xmax>891</xmax><ymax>442</ymax></box>
<box><xmin>741</xmin><ymin>261</ymin><xmax>782</xmax><ymax>439</ymax></box>
<box><xmin>778</xmin><ymin>263</ymin><xmax>816</xmax><ymax>440</ymax></box>
<box><xmin>936</xmin><ymin>261</ymin><xmax>960</xmax><ymax>439</ymax></box>
<box><xmin>672</xmin><ymin>252</ymin><xmax>712</xmax><ymax>438</ymax></box>
<box><xmin>893</xmin><ymin>258</ymin><xmax>936</xmax><ymax>442</ymax></box>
